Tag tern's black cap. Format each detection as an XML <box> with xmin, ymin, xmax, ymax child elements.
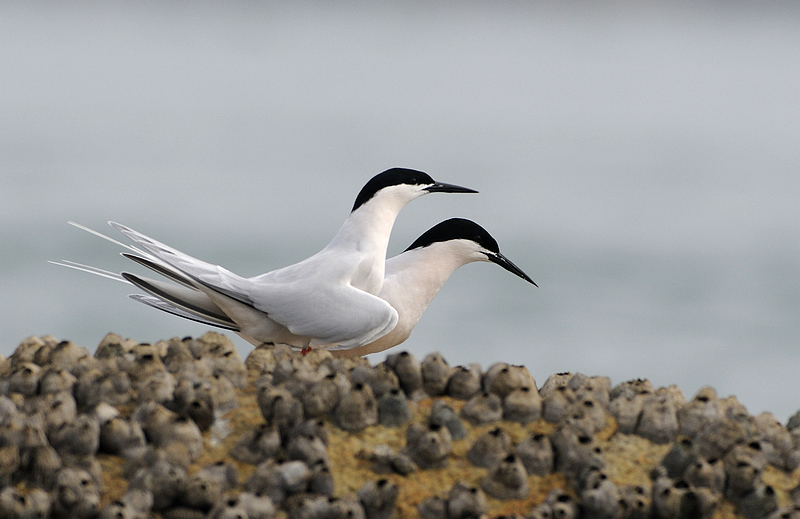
<box><xmin>351</xmin><ymin>168</ymin><xmax>435</xmax><ymax>212</ymax></box>
<box><xmin>351</xmin><ymin>168</ymin><xmax>476</xmax><ymax>212</ymax></box>
<box><xmin>405</xmin><ymin>218</ymin><xmax>499</xmax><ymax>253</ymax></box>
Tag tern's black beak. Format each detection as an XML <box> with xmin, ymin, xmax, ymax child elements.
<box><xmin>424</xmin><ymin>182</ymin><xmax>478</xmax><ymax>194</ymax></box>
<box><xmin>486</xmin><ymin>252</ymin><xmax>537</xmax><ymax>286</ymax></box>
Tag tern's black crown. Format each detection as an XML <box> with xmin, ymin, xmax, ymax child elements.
<box><xmin>351</xmin><ymin>168</ymin><xmax>434</xmax><ymax>212</ymax></box>
<box><xmin>405</xmin><ymin>218</ymin><xmax>500</xmax><ymax>253</ymax></box>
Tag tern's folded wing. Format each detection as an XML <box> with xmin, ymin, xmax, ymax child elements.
<box><xmin>249</xmin><ymin>282</ymin><xmax>399</xmax><ymax>349</ymax></box>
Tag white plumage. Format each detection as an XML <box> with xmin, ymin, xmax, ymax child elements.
<box><xmin>53</xmin><ymin>168</ymin><xmax>478</xmax><ymax>354</ymax></box>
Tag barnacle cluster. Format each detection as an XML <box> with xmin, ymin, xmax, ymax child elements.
<box><xmin>0</xmin><ymin>332</ymin><xmax>798</xmax><ymax>518</ymax></box>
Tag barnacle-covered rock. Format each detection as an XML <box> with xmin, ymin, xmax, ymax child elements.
<box><xmin>48</xmin><ymin>340</ymin><xmax>92</xmax><ymax>372</ymax></box>
<box><xmin>724</xmin><ymin>442</ymin><xmax>767</xmax><ymax>500</ymax></box>
<box><xmin>483</xmin><ymin>362</ymin><xmax>536</xmax><ymax>398</ymax></box>
<box><xmin>128</xmin><ymin>455</ymin><xmax>187</xmax><ymax>511</ymax></box>
<box><xmin>356</xmin><ymin>444</ymin><xmax>417</xmax><ymax>476</ymax></box>
<box><xmin>683</xmin><ymin>455</ymin><xmax>726</xmax><ymax>494</ymax></box>
<box><xmin>445</xmin><ymin>364</ymin><xmax>482</xmax><ymax>400</ymax></box>
<box><xmin>651</xmin><ymin>469</ymin><xmax>684</xmax><ymax>519</ymax></box>
<box><xmin>609</xmin><ymin>392</ymin><xmax>648</xmax><ymax>434</ymax></box>
<box><xmin>479</xmin><ymin>453</ymin><xmax>529</xmax><ymax>500</ymax></box>
<box><xmin>738</xmin><ymin>483</ymin><xmax>779</xmax><ymax>519</ymax></box>
<box><xmin>6</xmin><ymin>362</ymin><xmax>41</xmax><ymax>397</ymax></box>
<box><xmin>539</xmin><ymin>372</ymin><xmax>573</xmax><ymax>396</ymax></box>
<box><xmin>20</xmin><ymin>442</ymin><xmax>61</xmax><ymax>490</ymax></box>
<box><xmin>551</xmin><ymin>425</ymin><xmax>605</xmax><ymax>479</ymax></box>
<box><xmin>229</xmin><ymin>423</ymin><xmax>281</xmax><ymax>465</ymax></box>
<box><xmin>246</xmin><ymin>459</ymin><xmax>311</xmax><ymax>505</ymax></box>
<box><xmin>74</xmin><ymin>366</ymin><xmax>132</xmax><ymax>409</ymax></box>
<box><xmin>570</xmin><ymin>374</ymin><xmax>612</xmax><ymax>409</ymax></box>
<box><xmin>377</xmin><ymin>388</ymin><xmax>412</xmax><ymax>427</ymax></box>
<box><xmin>40</xmin><ymin>390</ymin><xmax>78</xmax><ymax>435</ymax></box>
<box><xmin>51</xmin><ymin>467</ymin><xmax>101</xmax><ymax>519</ymax></box>
<box><xmin>753</xmin><ymin>412</ymin><xmax>797</xmax><ymax>471</ymax></box>
<box><xmin>428</xmin><ymin>400</ymin><xmax>467</xmax><ymax>440</ymax></box>
<box><xmin>350</xmin><ymin>364</ymin><xmax>400</xmax><ymax>400</ymax></box>
<box><xmin>460</xmin><ymin>391</ymin><xmax>503</xmax><ymax>425</ymax></box>
<box><xmin>678</xmin><ymin>387</ymin><xmax>723</xmax><ymax>438</ymax></box>
<box><xmin>287</xmin><ymin>432</ymin><xmax>331</xmax><ymax>467</ymax></box>
<box><xmin>0</xmin><ymin>442</ymin><xmax>19</xmax><ymax>487</ymax></box>
<box><xmin>335</xmin><ymin>382</ymin><xmax>378</xmax><ymax>432</ymax></box>
<box><xmin>179</xmin><ymin>461</ymin><xmax>237</xmax><ymax>512</ymax></box>
<box><xmin>694</xmin><ymin>411</ymin><xmax>753</xmax><ymax>460</ymax></box>
<box><xmin>683</xmin><ymin>485</ymin><xmax>722</xmax><ymax>519</ymax></box>
<box><xmin>208</xmin><ymin>373</ymin><xmax>239</xmax><ymax>414</ymax></box>
<box><xmin>237</xmin><ymin>491</ymin><xmax>277</xmax><ymax>519</ymax></box>
<box><xmin>326</xmin><ymin>494</ymin><xmax>367</xmax><ymax>519</ymax></box>
<box><xmin>99</xmin><ymin>489</ymin><xmax>153</xmax><ymax>519</ymax></box>
<box><xmin>766</xmin><ymin>506</ymin><xmax>800</xmax><ymax>519</ymax></box>
<box><xmin>619</xmin><ymin>484</ymin><xmax>651</xmax><ymax>519</ymax></box>
<box><xmin>384</xmin><ymin>351</ymin><xmax>423</xmax><ymax>398</ymax></box>
<box><xmin>50</xmin><ymin>413</ymin><xmax>100</xmax><ymax>458</ymax></box>
<box><xmin>244</xmin><ymin>343</ymin><xmax>288</xmax><ymax>374</ymax></box>
<box><xmin>402</xmin><ymin>423</ymin><xmax>451</xmax><ymax>469</ymax></box>
<box><xmin>420</xmin><ymin>353</ymin><xmax>452</xmax><ymax>397</ymax></box>
<box><xmin>302</xmin><ymin>372</ymin><xmax>346</xmax><ymax>419</ymax></box>
<box><xmin>417</xmin><ymin>495</ymin><xmax>447</xmax><ymax>519</ymax></box>
<box><xmin>99</xmin><ymin>416</ymin><xmax>146</xmax><ymax>456</ymax></box>
<box><xmin>308</xmin><ymin>459</ymin><xmax>335</xmax><ymax>496</ymax></box>
<box><xmin>502</xmin><ymin>385</ymin><xmax>542</xmax><ymax>423</ymax></box>
<box><xmin>661</xmin><ymin>437</ymin><xmax>699</xmax><ymax>479</ymax></box>
<box><xmin>580</xmin><ymin>469</ymin><xmax>621</xmax><ymax>519</ymax></box>
<box><xmin>205</xmin><ymin>493</ymin><xmax>250</xmax><ymax>519</ymax></box>
<box><xmin>544</xmin><ymin>489</ymin><xmax>580</xmax><ymax>519</ymax></box>
<box><xmin>290</xmin><ymin>418</ymin><xmax>330</xmax><ymax>446</ymax></box>
<box><xmin>542</xmin><ymin>385</ymin><xmax>576</xmax><ymax>424</ymax></box>
<box><xmin>39</xmin><ymin>367</ymin><xmax>77</xmax><ymax>395</ymax></box>
<box><xmin>257</xmin><ymin>385</ymin><xmax>304</xmax><ymax>438</ymax></box>
<box><xmin>515</xmin><ymin>432</ymin><xmax>554</xmax><ymax>476</ymax></box>
<box><xmin>3</xmin><ymin>333</ymin><xmax>800</xmax><ymax>519</ymax></box>
<box><xmin>571</xmin><ymin>396</ymin><xmax>608</xmax><ymax>433</ymax></box>
<box><xmin>636</xmin><ymin>390</ymin><xmax>680</xmax><ymax>444</ymax></box>
<box><xmin>0</xmin><ymin>486</ymin><xmax>51</xmax><ymax>518</ymax></box>
<box><xmin>466</xmin><ymin>426</ymin><xmax>512</xmax><ymax>468</ymax></box>
<box><xmin>357</xmin><ymin>479</ymin><xmax>399</xmax><ymax>519</ymax></box>
<box><xmin>448</xmin><ymin>481</ymin><xmax>488</xmax><ymax>519</ymax></box>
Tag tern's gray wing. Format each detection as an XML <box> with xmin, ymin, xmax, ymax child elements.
<box><xmin>247</xmin><ymin>281</ymin><xmax>399</xmax><ymax>348</ymax></box>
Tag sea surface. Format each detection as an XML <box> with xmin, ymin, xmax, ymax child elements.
<box><xmin>2</xmin><ymin>3</ymin><xmax>798</xmax><ymax>419</ymax></box>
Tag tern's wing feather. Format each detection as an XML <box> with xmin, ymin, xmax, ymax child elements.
<box><xmin>109</xmin><ymin>221</ymin><xmax>255</xmax><ymax>306</ymax></box>
<box><xmin>121</xmin><ymin>272</ymin><xmax>238</xmax><ymax>329</ymax></box>
<box><xmin>129</xmin><ymin>294</ymin><xmax>240</xmax><ymax>331</ymax></box>
<box><xmin>248</xmin><ymin>281</ymin><xmax>399</xmax><ymax>348</ymax></box>
<box><xmin>121</xmin><ymin>253</ymin><xmax>198</xmax><ymax>289</ymax></box>
<box><xmin>48</xmin><ymin>260</ymin><xmax>129</xmax><ymax>284</ymax></box>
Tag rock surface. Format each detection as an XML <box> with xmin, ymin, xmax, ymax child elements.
<box><xmin>0</xmin><ymin>332</ymin><xmax>798</xmax><ymax>518</ymax></box>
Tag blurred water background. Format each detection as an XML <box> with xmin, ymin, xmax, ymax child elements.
<box><xmin>2</xmin><ymin>3</ymin><xmax>798</xmax><ymax>419</ymax></box>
